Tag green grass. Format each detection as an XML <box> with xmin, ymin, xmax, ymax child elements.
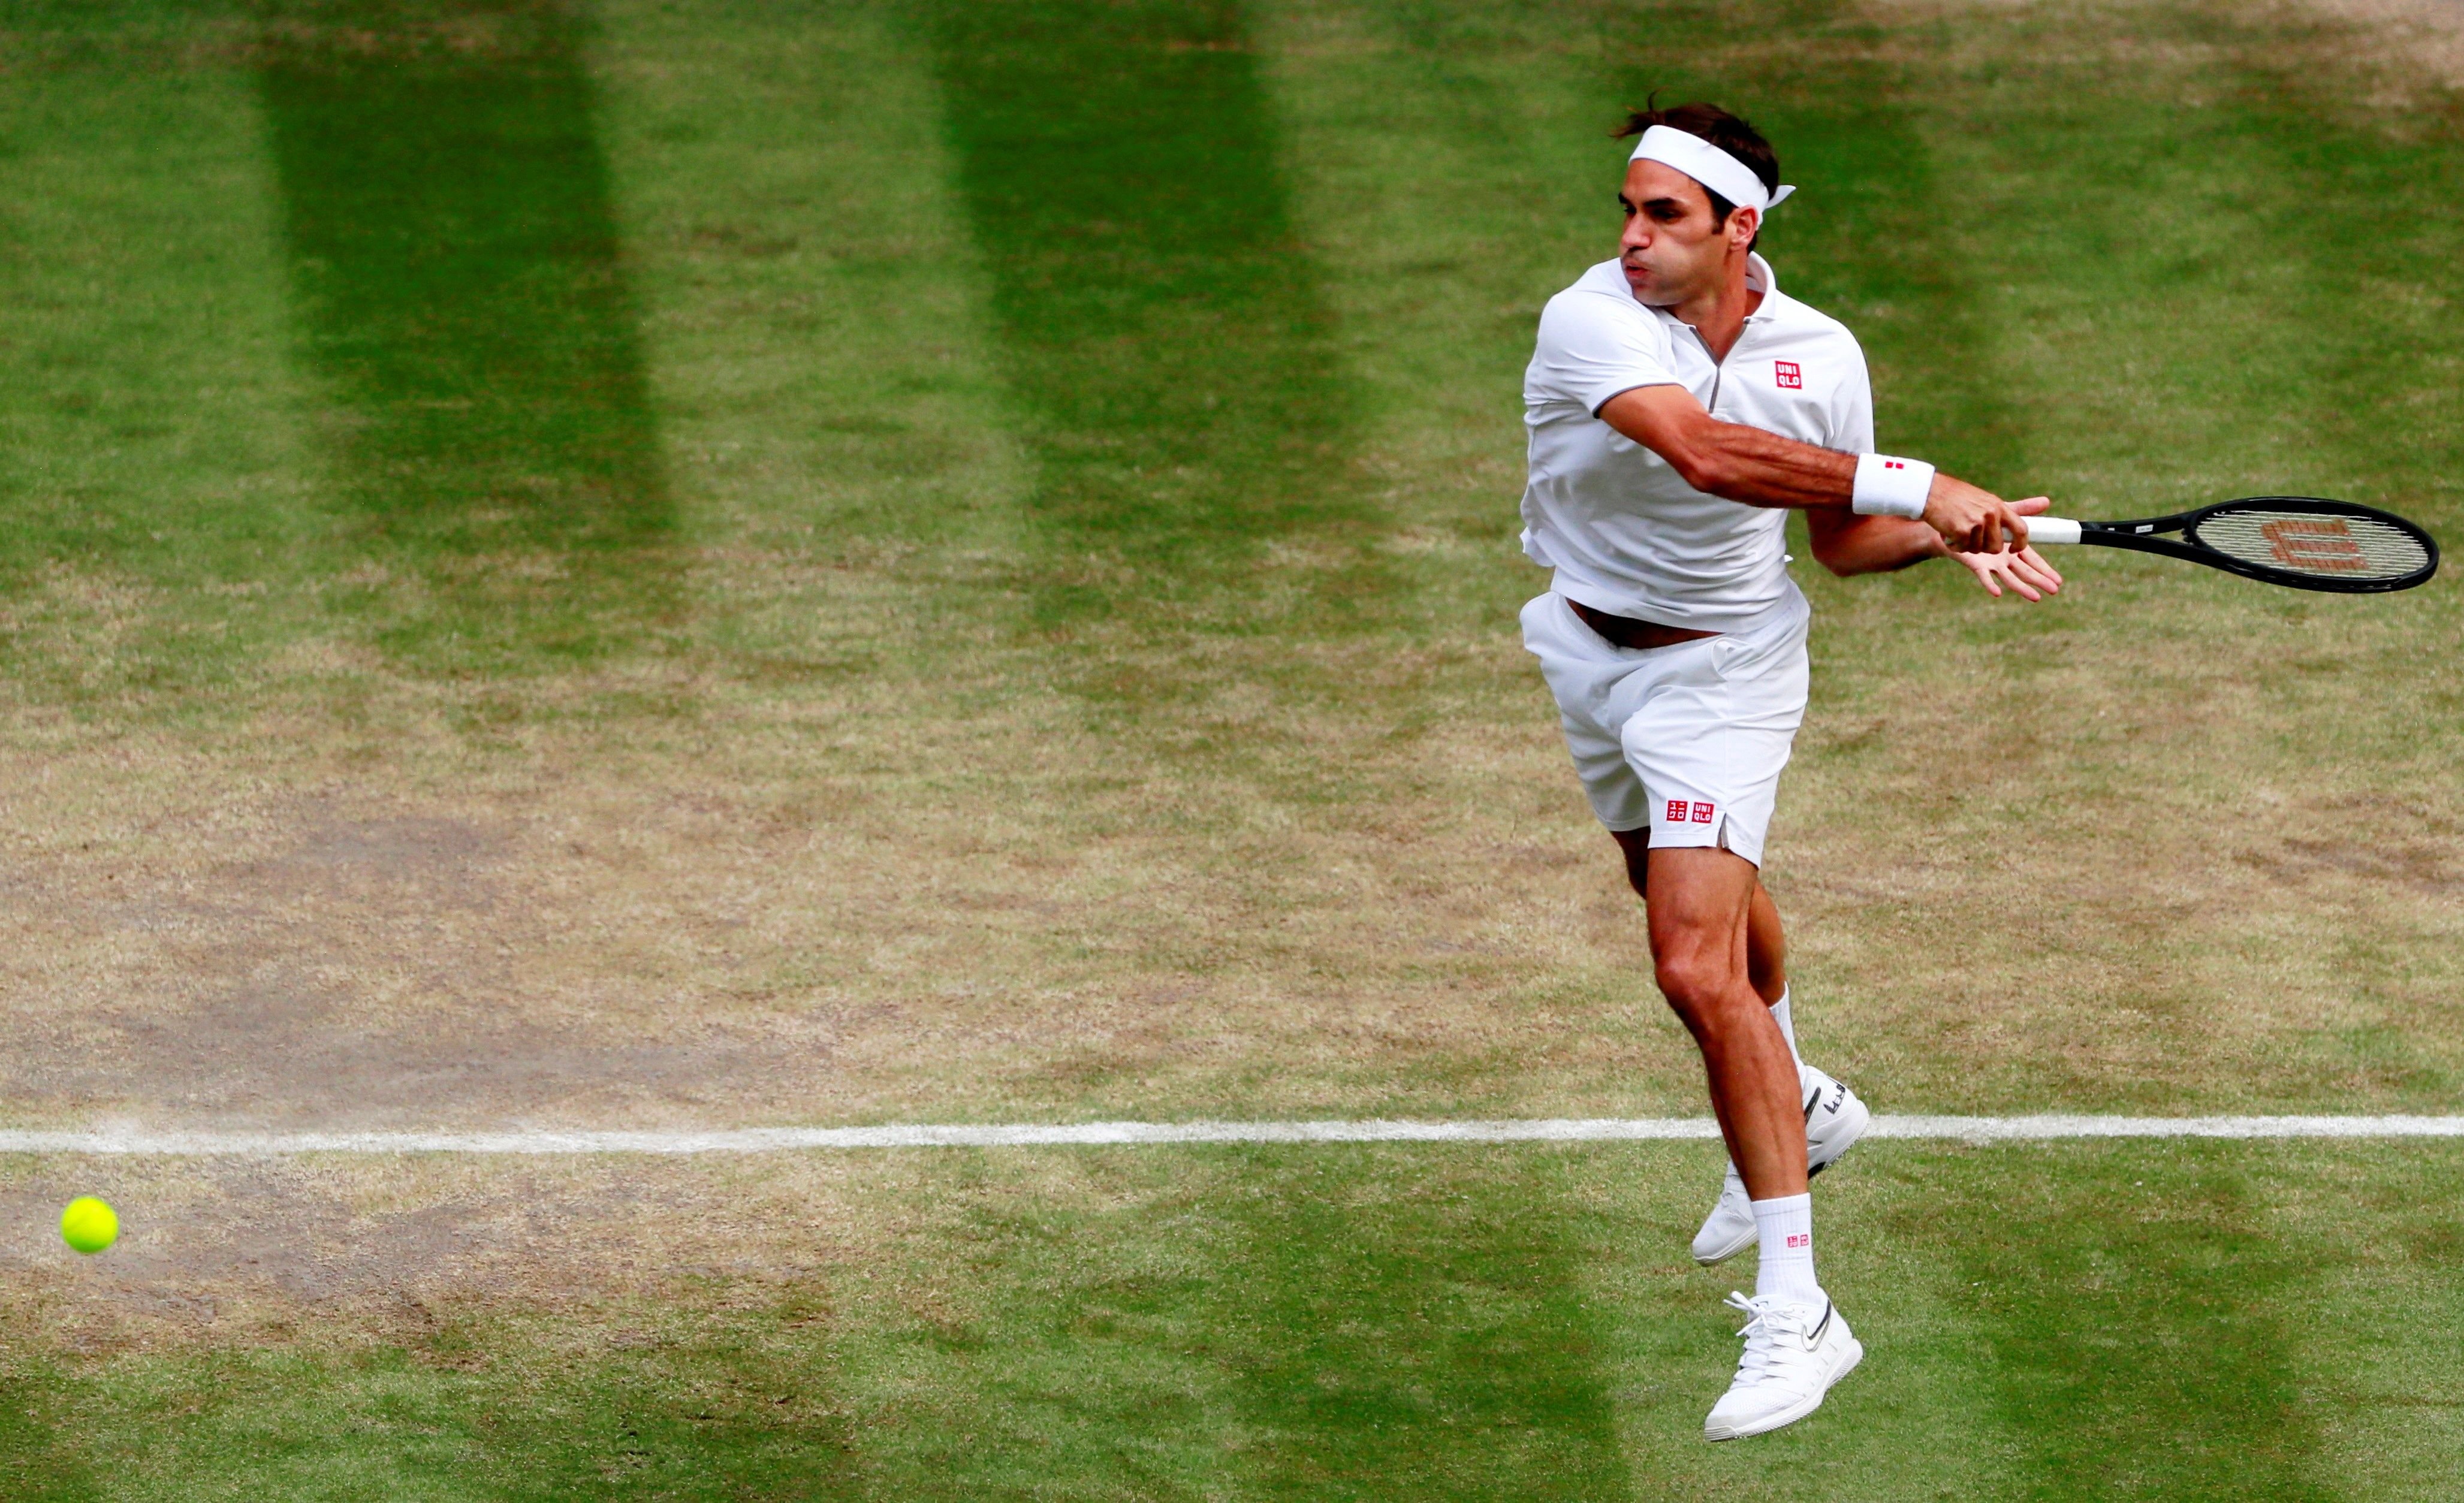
<box><xmin>257</xmin><ymin>0</ymin><xmax>675</xmax><ymax>665</ymax></box>
<box><xmin>7</xmin><ymin>1142</ymin><xmax>2464</xmax><ymax>1498</ymax></box>
<box><xmin>2</xmin><ymin>0</ymin><xmax>2463</xmax><ymax>1493</ymax></box>
<box><xmin>926</xmin><ymin>0</ymin><xmax>1368</xmax><ymax>608</ymax></box>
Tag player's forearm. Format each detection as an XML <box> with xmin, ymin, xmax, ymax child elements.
<box><xmin>1652</xmin><ymin>417</ymin><xmax>1856</xmax><ymax>510</ymax></box>
<box><xmin>1804</xmin><ymin>514</ymin><xmax>1945</xmax><ymax>577</ymax></box>
<box><xmin>1672</xmin><ymin>420</ymin><xmax>2031</xmax><ymax>554</ymax></box>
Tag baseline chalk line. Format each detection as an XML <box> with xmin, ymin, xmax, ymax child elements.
<box><xmin>0</xmin><ymin>1115</ymin><xmax>2458</xmax><ymax>1155</ymax></box>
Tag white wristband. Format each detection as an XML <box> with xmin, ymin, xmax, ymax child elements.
<box><xmin>1851</xmin><ymin>452</ymin><xmax>1935</xmax><ymax>519</ymax></box>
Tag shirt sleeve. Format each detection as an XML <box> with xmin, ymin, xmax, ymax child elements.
<box><xmin>1530</xmin><ymin>288</ymin><xmax>1681</xmax><ymax>416</ymax></box>
<box><xmin>1830</xmin><ymin>341</ymin><xmax>1877</xmax><ymax>454</ymax></box>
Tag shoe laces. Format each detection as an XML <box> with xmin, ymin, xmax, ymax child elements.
<box><xmin>1724</xmin><ymin>1291</ymin><xmax>1821</xmax><ymax>1387</ymax></box>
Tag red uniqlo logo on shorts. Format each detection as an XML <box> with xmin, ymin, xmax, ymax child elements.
<box><xmin>1774</xmin><ymin>361</ymin><xmax>1802</xmax><ymax>389</ymax></box>
<box><xmin>1691</xmin><ymin>801</ymin><xmax>1715</xmax><ymax>824</ymax></box>
<box><xmin>1665</xmin><ymin>799</ymin><xmax>1688</xmax><ymax>824</ymax></box>
<box><xmin>1786</xmin><ymin>1233</ymin><xmax>1811</xmax><ymax>1249</ymax></box>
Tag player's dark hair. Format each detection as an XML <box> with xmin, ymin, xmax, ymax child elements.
<box><xmin>1614</xmin><ymin>98</ymin><xmax>1780</xmax><ymax>248</ymax></box>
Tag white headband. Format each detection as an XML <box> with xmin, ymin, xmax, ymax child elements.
<box><xmin>1630</xmin><ymin>125</ymin><xmax>1794</xmax><ymax>216</ymax></box>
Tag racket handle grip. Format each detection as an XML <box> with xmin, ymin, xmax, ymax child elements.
<box><xmin>2024</xmin><ymin>517</ymin><xmax>2082</xmax><ymax>545</ymax></box>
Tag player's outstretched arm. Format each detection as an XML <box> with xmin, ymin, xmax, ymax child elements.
<box><xmin>1806</xmin><ymin>505</ymin><xmax>2067</xmax><ymax>602</ymax></box>
<box><xmin>1599</xmin><ymin>385</ymin><xmax>2029</xmax><ymax>553</ymax></box>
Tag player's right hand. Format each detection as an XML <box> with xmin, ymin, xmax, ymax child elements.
<box><xmin>1952</xmin><ymin>499</ymin><xmax>2065</xmax><ymax>600</ymax></box>
<box><xmin>1923</xmin><ymin>473</ymin><xmax>2029</xmax><ymax>553</ymax></box>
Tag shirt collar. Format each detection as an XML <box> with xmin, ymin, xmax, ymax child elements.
<box><xmin>1745</xmin><ymin>252</ymin><xmax>1775</xmax><ymax>297</ymax></box>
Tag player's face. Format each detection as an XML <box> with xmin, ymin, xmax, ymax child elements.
<box><xmin>1618</xmin><ymin>159</ymin><xmax>1752</xmax><ymax>307</ymax></box>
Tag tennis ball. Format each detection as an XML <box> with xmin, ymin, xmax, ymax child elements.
<box><xmin>59</xmin><ymin>1196</ymin><xmax>118</xmax><ymax>1255</ymax></box>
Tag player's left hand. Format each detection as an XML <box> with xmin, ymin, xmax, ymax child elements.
<box><xmin>1954</xmin><ymin>496</ymin><xmax>2064</xmax><ymax>600</ymax></box>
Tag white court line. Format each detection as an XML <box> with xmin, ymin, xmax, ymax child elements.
<box><xmin>0</xmin><ymin>1115</ymin><xmax>2459</xmax><ymax>1155</ymax></box>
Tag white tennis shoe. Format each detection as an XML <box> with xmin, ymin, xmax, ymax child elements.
<box><xmin>1703</xmin><ymin>1291</ymin><xmax>1863</xmax><ymax>1441</ymax></box>
<box><xmin>1690</xmin><ymin>1063</ymin><xmax>1870</xmax><ymax>1265</ymax></box>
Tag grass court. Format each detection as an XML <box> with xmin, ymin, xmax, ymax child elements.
<box><xmin>2</xmin><ymin>0</ymin><xmax>2463</xmax><ymax>1495</ymax></box>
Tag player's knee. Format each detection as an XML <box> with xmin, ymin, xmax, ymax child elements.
<box><xmin>1653</xmin><ymin>952</ymin><xmax>1738</xmax><ymax>1024</ymax></box>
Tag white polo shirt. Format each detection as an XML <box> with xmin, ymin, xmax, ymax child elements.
<box><xmin>1519</xmin><ymin>253</ymin><xmax>1874</xmax><ymax>632</ymax></box>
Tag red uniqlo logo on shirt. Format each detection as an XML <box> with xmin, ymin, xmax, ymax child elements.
<box><xmin>1774</xmin><ymin>360</ymin><xmax>1802</xmax><ymax>390</ymax></box>
<box><xmin>1691</xmin><ymin>801</ymin><xmax>1715</xmax><ymax>825</ymax></box>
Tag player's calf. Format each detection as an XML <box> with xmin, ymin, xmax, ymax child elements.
<box><xmin>1649</xmin><ymin>949</ymin><xmax>1807</xmax><ymax>1197</ymax></box>
<box><xmin>1693</xmin><ymin>1062</ymin><xmax>1869</xmax><ymax>1264</ymax></box>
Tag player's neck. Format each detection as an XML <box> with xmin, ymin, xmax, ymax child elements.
<box><xmin>1669</xmin><ymin>256</ymin><xmax>1763</xmax><ymax>363</ymax></box>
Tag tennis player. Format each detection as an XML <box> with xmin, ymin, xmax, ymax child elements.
<box><xmin>1518</xmin><ymin>101</ymin><xmax>2062</xmax><ymax>1439</ymax></box>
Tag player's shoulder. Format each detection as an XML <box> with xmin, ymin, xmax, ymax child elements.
<box><xmin>1537</xmin><ymin>260</ymin><xmax>1664</xmax><ymax>341</ymax></box>
<box><xmin>1542</xmin><ymin>259</ymin><xmax>1641</xmax><ymax>312</ymax></box>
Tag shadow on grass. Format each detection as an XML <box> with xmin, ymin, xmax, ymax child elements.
<box><xmin>1901</xmin><ymin>1146</ymin><xmax>2332</xmax><ymax>1501</ymax></box>
<box><xmin>819</xmin><ymin>1148</ymin><xmax>1630</xmax><ymax>1499</ymax></box>
<box><xmin>439</xmin><ymin>1325</ymin><xmax>865</xmax><ymax>1501</ymax></box>
<box><xmin>1207</xmin><ymin>1148</ymin><xmax>1632</xmax><ymax>1500</ymax></box>
<box><xmin>0</xmin><ymin>1332</ymin><xmax>864</xmax><ymax>1501</ymax></box>
<box><xmin>257</xmin><ymin>0</ymin><xmax>673</xmax><ymax>670</ymax></box>
<box><xmin>922</xmin><ymin>0</ymin><xmax>1374</xmax><ymax>630</ymax></box>
<box><xmin>0</xmin><ymin>1368</ymin><xmax>102</xmax><ymax>1503</ymax></box>
<box><xmin>0</xmin><ymin>1148</ymin><xmax>1627</xmax><ymax>1501</ymax></box>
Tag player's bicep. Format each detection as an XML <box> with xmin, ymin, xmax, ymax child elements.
<box><xmin>1597</xmin><ymin>387</ymin><xmax>1817</xmax><ymax>500</ymax></box>
<box><xmin>1596</xmin><ymin>383</ymin><xmax>1712</xmax><ymax>460</ymax></box>
<box><xmin>1532</xmin><ymin>294</ymin><xmax>1682</xmax><ymax>415</ymax></box>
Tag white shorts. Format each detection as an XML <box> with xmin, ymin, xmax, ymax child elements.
<box><xmin>1519</xmin><ymin>587</ymin><xmax>1810</xmax><ymax>867</ymax></box>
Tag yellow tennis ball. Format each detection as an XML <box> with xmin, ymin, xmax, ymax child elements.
<box><xmin>60</xmin><ymin>1196</ymin><xmax>118</xmax><ymax>1255</ymax></box>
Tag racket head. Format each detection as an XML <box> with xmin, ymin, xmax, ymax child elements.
<box><xmin>2180</xmin><ymin>497</ymin><xmax>2438</xmax><ymax>593</ymax></box>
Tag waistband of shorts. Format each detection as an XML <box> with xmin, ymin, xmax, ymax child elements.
<box><xmin>1550</xmin><ymin>574</ymin><xmax>1808</xmax><ymax>641</ymax></box>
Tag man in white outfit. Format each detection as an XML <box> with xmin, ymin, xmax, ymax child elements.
<box><xmin>1518</xmin><ymin>101</ymin><xmax>2062</xmax><ymax>1439</ymax></box>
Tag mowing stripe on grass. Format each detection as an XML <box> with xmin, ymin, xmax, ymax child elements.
<box><xmin>925</xmin><ymin>0</ymin><xmax>1368</xmax><ymax>604</ymax></box>
<box><xmin>1</xmin><ymin>1115</ymin><xmax>2460</xmax><ymax>1155</ymax></box>
<box><xmin>256</xmin><ymin>0</ymin><xmax>674</xmax><ymax>666</ymax></box>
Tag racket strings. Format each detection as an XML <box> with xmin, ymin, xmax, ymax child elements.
<box><xmin>2190</xmin><ymin>509</ymin><xmax>2430</xmax><ymax>581</ymax></box>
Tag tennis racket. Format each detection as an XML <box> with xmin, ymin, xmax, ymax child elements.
<box><xmin>2023</xmin><ymin>497</ymin><xmax>2438</xmax><ymax>593</ymax></box>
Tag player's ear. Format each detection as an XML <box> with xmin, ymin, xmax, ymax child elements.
<box><xmin>1729</xmin><ymin>205</ymin><xmax>1760</xmax><ymax>248</ymax></box>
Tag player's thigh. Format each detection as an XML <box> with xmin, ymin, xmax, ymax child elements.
<box><xmin>1622</xmin><ymin>829</ymin><xmax>1784</xmax><ymax>978</ymax></box>
<box><xmin>1641</xmin><ymin>845</ymin><xmax>1762</xmax><ymax>988</ymax></box>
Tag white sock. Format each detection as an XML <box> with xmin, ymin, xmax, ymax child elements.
<box><xmin>1751</xmin><ymin>1193</ymin><xmax>1822</xmax><ymax>1306</ymax></box>
<box><xmin>1768</xmin><ymin>986</ymin><xmax>1799</xmax><ymax>1066</ymax></box>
